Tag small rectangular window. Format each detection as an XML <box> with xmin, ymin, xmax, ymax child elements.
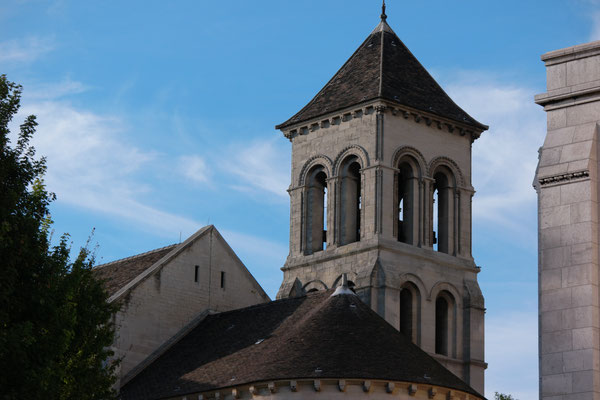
<box><xmin>194</xmin><ymin>265</ymin><xmax>199</xmax><ymax>283</ymax></box>
<box><xmin>220</xmin><ymin>271</ymin><xmax>225</xmax><ymax>289</ymax></box>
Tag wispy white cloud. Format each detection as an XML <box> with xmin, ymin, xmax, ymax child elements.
<box><xmin>485</xmin><ymin>311</ymin><xmax>538</xmax><ymax>400</ymax></box>
<box><xmin>179</xmin><ymin>155</ymin><xmax>210</xmax><ymax>184</ymax></box>
<box><xmin>26</xmin><ymin>79</ymin><xmax>88</xmax><ymax>100</ymax></box>
<box><xmin>445</xmin><ymin>74</ymin><xmax>545</xmax><ymax>236</ymax></box>
<box><xmin>0</xmin><ymin>36</ymin><xmax>54</xmax><ymax>64</ymax></box>
<box><xmin>590</xmin><ymin>11</ymin><xmax>600</xmax><ymax>41</ymax></box>
<box><xmin>223</xmin><ymin>138</ymin><xmax>290</xmax><ymax>198</ymax></box>
<box><xmin>17</xmin><ymin>100</ymin><xmax>203</xmax><ymax>237</ymax></box>
<box><xmin>220</xmin><ymin>229</ymin><xmax>288</xmax><ymax>264</ymax></box>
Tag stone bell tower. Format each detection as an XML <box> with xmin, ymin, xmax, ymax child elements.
<box><xmin>275</xmin><ymin>7</ymin><xmax>488</xmax><ymax>393</ymax></box>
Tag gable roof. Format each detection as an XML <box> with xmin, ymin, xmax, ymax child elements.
<box><xmin>93</xmin><ymin>225</ymin><xmax>269</xmax><ymax>303</ymax></box>
<box><xmin>93</xmin><ymin>244</ymin><xmax>178</xmax><ymax>297</ymax></box>
<box><xmin>120</xmin><ymin>290</ymin><xmax>482</xmax><ymax>400</ymax></box>
<box><xmin>276</xmin><ymin>20</ymin><xmax>487</xmax><ymax>132</ymax></box>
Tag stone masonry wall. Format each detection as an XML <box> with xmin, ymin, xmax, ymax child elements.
<box><xmin>278</xmin><ymin>101</ymin><xmax>485</xmax><ymax>393</ymax></box>
<box><xmin>114</xmin><ymin>227</ymin><xmax>269</xmax><ymax>384</ymax></box>
<box><xmin>536</xmin><ymin>41</ymin><xmax>600</xmax><ymax>400</ymax></box>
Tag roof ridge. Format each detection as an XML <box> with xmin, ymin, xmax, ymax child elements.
<box><xmin>275</xmin><ymin>27</ymin><xmax>380</xmax><ymax>130</ymax></box>
<box><xmin>208</xmin><ymin>291</ymin><xmax>323</xmax><ymax>320</ymax></box>
<box><xmin>94</xmin><ymin>243</ymin><xmax>179</xmax><ymax>269</ymax></box>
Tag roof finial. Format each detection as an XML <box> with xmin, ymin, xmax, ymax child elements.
<box><xmin>331</xmin><ymin>273</ymin><xmax>356</xmax><ymax>297</ymax></box>
<box><xmin>381</xmin><ymin>0</ymin><xmax>387</xmax><ymax>22</ymax></box>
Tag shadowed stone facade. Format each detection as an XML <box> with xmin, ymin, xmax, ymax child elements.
<box><xmin>535</xmin><ymin>41</ymin><xmax>600</xmax><ymax>400</ymax></box>
<box><xmin>276</xmin><ymin>17</ymin><xmax>487</xmax><ymax>393</ymax></box>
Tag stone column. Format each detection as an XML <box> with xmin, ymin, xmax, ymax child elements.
<box><xmin>535</xmin><ymin>41</ymin><xmax>600</xmax><ymax>400</ymax></box>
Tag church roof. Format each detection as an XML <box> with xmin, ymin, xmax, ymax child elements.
<box><xmin>276</xmin><ymin>19</ymin><xmax>487</xmax><ymax>131</ymax></box>
<box><xmin>93</xmin><ymin>243</ymin><xmax>178</xmax><ymax>297</ymax></box>
<box><xmin>120</xmin><ymin>290</ymin><xmax>482</xmax><ymax>400</ymax></box>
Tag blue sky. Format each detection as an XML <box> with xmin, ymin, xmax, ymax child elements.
<box><xmin>3</xmin><ymin>0</ymin><xmax>600</xmax><ymax>398</ymax></box>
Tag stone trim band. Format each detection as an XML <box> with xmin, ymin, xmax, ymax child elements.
<box><xmin>538</xmin><ymin>170</ymin><xmax>590</xmax><ymax>186</ymax></box>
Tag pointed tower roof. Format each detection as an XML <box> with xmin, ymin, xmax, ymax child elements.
<box><xmin>276</xmin><ymin>16</ymin><xmax>487</xmax><ymax>132</ymax></box>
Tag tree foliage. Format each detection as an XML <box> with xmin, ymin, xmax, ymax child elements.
<box><xmin>495</xmin><ymin>392</ymin><xmax>517</xmax><ymax>400</ymax></box>
<box><xmin>0</xmin><ymin>75</ymin><xmax>119</xmax><ymax>400</ymax></box>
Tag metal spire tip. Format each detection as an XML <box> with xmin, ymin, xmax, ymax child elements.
<box><xmin>381</xmin><ymin>0</ymin><xmax>387</xmax><ymax>22</ymax></box>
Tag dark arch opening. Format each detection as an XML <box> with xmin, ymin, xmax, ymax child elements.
<box><xmin>306</xmin><ymin>168</ymin><xmax>327</xmax><ymax>254</ymax></box>
<box><xmin>433</xmin><ymin>171</ymin><xmax>450</xmax><ymax>253</ymax></box>
<box><xmin>399</xmin><ymin>288</ymin><xmax>413</xmax><ymax>338</ymax></box>
<box><xmin>397</xmin><ymin>162</ymin><xmax>416</xmax><ymax>244</ymax></box>
<box><xmin>340</xmin><ymin>159</ymin><xmax>361</xmax><ymax>245</ymax></box>
<box><xmin>435</xmin><ymin>295</ymin><xmax>449</xmax><ymax>355</ymax></box>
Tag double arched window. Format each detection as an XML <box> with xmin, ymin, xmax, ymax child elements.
<box><xmin>303</xmin><ymin>156</ymin><xmax>362</xmax><ymax>253</ymax></box>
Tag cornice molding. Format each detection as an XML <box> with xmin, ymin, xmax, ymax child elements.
<box><xmin>281</xmin><ymin>100</ymin><xmax>483</xmax><ymax>142</ymax></box>
<box><xmin>538</xmin><ymin>169</ymin><xmax>590</xmax><ymax>187</ymax></box>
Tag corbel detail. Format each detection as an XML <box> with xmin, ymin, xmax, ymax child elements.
<box><xmin>408</xmin><ymin>384</ymin><xmax>418</xmax><ymax>396</ymax></box>
<box><xmin>363</xmin><ymin>380</ymin><xmax>372</xmax><ymax>392</ymax></box>
<box><xmin>313</xmin><ymin>380</ymin><xmax>321</xmax><ymax>392</ymax></box>
<box><xmin>538</xmin><ymin>170</ymin><xmax>590</xmax><ymax>187</ymax></box>
<box><xmin>386</xmin><ymin>382</ymin><xmax>395</xmax><ymax>393</ymax></box>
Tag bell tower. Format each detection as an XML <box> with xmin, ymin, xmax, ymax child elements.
<box><xmin>275</xmin><ymin>7</ymin><xmax>488</xmax><ymax>393</ymax></box>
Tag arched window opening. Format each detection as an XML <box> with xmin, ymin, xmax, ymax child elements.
<box><xmin>306</xmin><ymin>167</ymin><xmax>327</xmax><ymax>254</ymax></box>
<box><xmin>399</xmin><ymin>288</ymin><xmax>413</xmax><ymax>338</ymax></box>
<box><xmin>340</xmin><ymin>158</ymin><xmax>361</xmax><ymax>245</ymax></box>
<box><xmin>323</xmin><ymin>186</ymin><xmax>328</xmax><ymax>249</ymax></box>
<box><xmin>435</xmin><ymin>296</ymin><xmax>449</xmax><ymax>355</ymax></box>
<box><xmin>433</xmin><ymin>171</ymin><xmax>451</xmax><ymax>253</ymax></box>
<box><xmin>399</xmin><ymin>283</ymin><xmax>420</xmax><ymax>343</ymax></box>
<box><xmin>435</xmin><ymin>291</ymin><xmax>454</xmax><ymax>357</ymax></box>
<box><xmin>397</xmin><ymin>162</ymin><xmax>416</xmax><ymax>244</ymax></box>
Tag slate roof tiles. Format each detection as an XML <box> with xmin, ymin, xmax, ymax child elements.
<box><xmin>93</xmin><ymin>244</ymin><xmax>177</xmax><ymax>297</ymax></box>
<box><xmin>276</xmin><ymin>21</ymin><xmax>487</xmax><ymax>131</ymax></box>
<box><xmin>120</xmin><ymin>290</ymin><xmax>482</xmax><ymax>400</ymax></box>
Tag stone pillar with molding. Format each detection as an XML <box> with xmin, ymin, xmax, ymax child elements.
<box><xmin>535</xmin><ymin>41</ymin><xmax>600</xmax><ymax>400</ymax></box>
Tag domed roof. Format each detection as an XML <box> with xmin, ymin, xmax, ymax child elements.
<box><xmin>121</xmin><ymin>290</ymin><xmax>482</xmax><ymax>400</ymax></box>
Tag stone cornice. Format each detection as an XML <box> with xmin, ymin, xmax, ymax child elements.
<box><xmin>540</xmin><ymin>40</ymin><xmax>600</xmax><ymax>66</ymax></box>
<box><xmin>535</xmin><ymin>82</ymin><xmax>600</xmax><ymax>110</ymax></box>
<box><xmin>193</xmin><ymin>379</ymin><xmax>483</xmax><ymax>400</ymax></box>
<box><xmin>538</xmin><ymin>169</ymin><xmax>590</xmax><ymax>187</ymax></box>
<box><xmin>281</xmin><ymin>100</ymin><xmax>484</xmax><ymax>143</ymax></box>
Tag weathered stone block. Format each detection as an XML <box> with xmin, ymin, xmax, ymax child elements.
<box><xmin>542</xmin><ymin>205</ymin><xmax>571</xmax><ymax>229</ymax></box>
<box><xmin>572</xmin><ymin>327</ymin><xmax>600</xmax><ymax>350</ymax></box>
<box><xmin>541</xmin><ymin>186</ymin><xmax>561</xmax><ymax>209</ymax></box>
<box><xmin>542</xmin><ymin>373</ymin><xmax>572</xmax><ymax>396</ymax></box>
<box><xmin>541</xmin><ymin>288</ymin><xmax>572</xmax><ymax>312</ymax></box>
<box><xmin>542</xmin><ymin>329</ymin><xmax>573</xmax><ymax>354</ymax></box>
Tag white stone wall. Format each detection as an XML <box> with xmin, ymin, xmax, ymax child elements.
<box><xmin>178</xmin><ymin>379</ymin><xmax>482</xmax><ymax>400</ymax></box>
<box><xmin>535</xmin><ymin>41</ymin><xmax>600</xmax><ymax>400</ymax></box>
<box><xmin>113</xmin><ymin>227</ymin><xmax>269</xmax><ymax>383</ymax></box>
